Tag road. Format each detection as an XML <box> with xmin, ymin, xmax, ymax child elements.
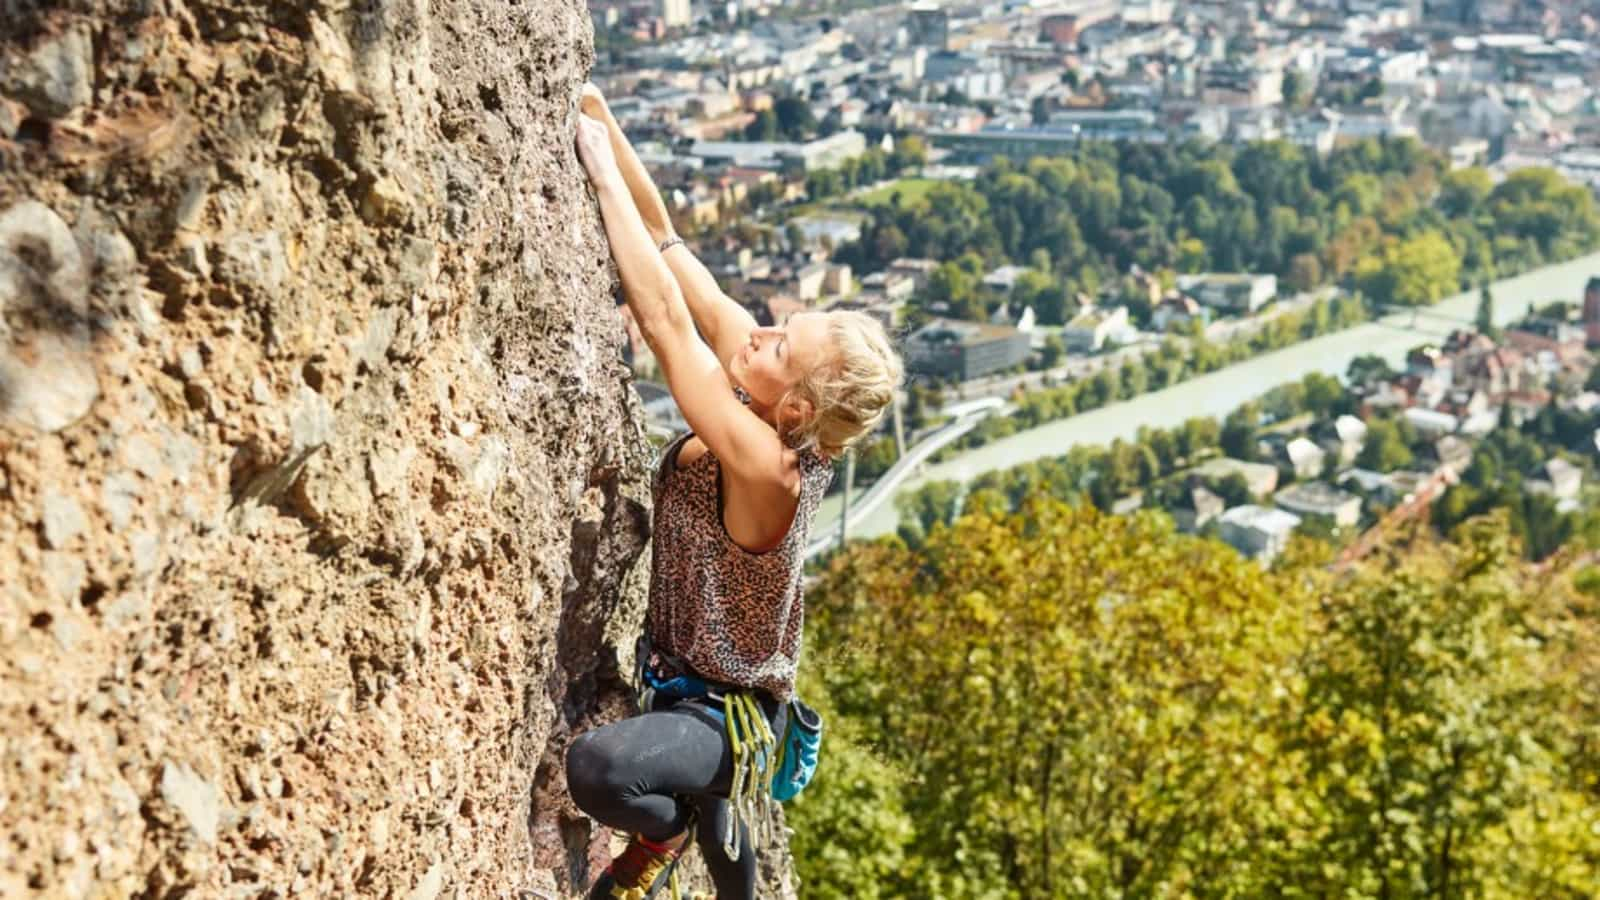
<box><xmin>805</xmin><ymin>398</ymin><xmax>1004</xmax><ymax>559</ymax></box>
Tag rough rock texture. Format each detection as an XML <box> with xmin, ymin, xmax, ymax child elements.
<box><xmin>0</xmin><ymin>2</ymin><xmax>795</xmax><ymax>896</ymax></box>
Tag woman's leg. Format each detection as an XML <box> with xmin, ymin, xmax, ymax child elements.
<box><xmin>566</xmin><ymin>704</ymin><xmax>732</xmax><ymax>842</ymax></box>
<box><xmin>566</xmin><ymin>696</ymin><xmax>783</xmax><ymax>898</ymax></box>
<box><xmin>693</xmin><ymin>796</ymin><xmax>759</xmax><ymax>900</ymax></box>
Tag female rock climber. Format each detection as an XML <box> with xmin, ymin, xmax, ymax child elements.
<box><xmin>565</xmin><ymin>84</ymin><xmax>902</xmax><ymax>900</ymax></box>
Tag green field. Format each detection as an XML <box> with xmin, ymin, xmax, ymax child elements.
<box><xmin>852</xmin><ymin>177</ymin><xmax>941</xmax><ymax>208</ymax></box>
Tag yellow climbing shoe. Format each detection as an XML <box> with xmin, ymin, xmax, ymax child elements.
<box><xmin>586</xmin><ymin>833</ymin><xmax>687</xmax><ymax>900</ymax></box>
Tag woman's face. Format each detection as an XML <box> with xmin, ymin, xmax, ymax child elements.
<box><xmin>731</xmin><ymin>311</ymin><xmax>831</xmax><ymax>416</ymax></box>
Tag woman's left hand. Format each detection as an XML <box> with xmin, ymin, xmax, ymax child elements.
<box><xmin>576</xmin><ymin>113</ymin><xmax>619</xmax><ymax>188</ymax></box>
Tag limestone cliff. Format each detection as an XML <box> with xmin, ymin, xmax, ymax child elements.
<box><xmin>0</xmin><ymin>2</ymin><xmax>792</xmax><ymax>895</ymax></box>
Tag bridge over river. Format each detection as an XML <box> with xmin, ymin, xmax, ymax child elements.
<box><xmin>810</xmin><ymin>250</ymin><xmax>1600</xmax><ymax>545</ymax></box>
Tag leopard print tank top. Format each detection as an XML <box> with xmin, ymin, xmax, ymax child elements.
<box><xmin>645</xmin><ymin>431</ymin><xmax>833</xmax><ymax>701</ymax></box>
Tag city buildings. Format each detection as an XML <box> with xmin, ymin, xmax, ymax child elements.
<box><xmin>904</xmin><ymin>319</ymin><xmax>1033</xmax><ymax>380</ymax></box>
<box><xmin>596</xmin><ymin>0</ymin><xmax>1600</xmax><ymax>566</ymax></box>
<box><xmin>690</xmin><ymin>131</ymin><xmax>868</xmax><ymax>174</ymax></box>
<box><xmin>1176</xmin><ymin>274</ymin><xmax>1279</xmax><ymax>315</ymax></box>
<box><xmin>660</xmin><ymin>0</ymin><xmax>691</xmax><ymax>30</ymax></box>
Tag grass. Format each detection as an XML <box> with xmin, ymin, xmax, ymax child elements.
<box><xmin>852</xmin><ymin>177</ymin><xmax>941</xmax><ymax>209</ymax></box>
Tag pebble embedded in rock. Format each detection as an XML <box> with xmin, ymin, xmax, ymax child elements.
<box><xmin>290</xmin><ymin>386</ymin><xmax>334</xmax><ymax>451</ymax></box>
<box><xmin>122</xmin><ymin>435</ymin><xmax>166</xmax><ymax>480</ymax></box>
<box><xmin>40</xmin><ymin>551</ymin><xmax>87</xmax><ymax>604</ymax></box>
<box><xmin>160</xmin><ymin>761</ymin><xmax>223</xmax><ymax>845</ymax></box>
<box><xmin>362</xmin><ymin>176</ymin><xmax>411</xmax><ymax>226</ymax></box>
<box><xmin>217</xmin><ymin>232</ymin><xmax>287</xmax><ymax>296</ymax></box>
<box><xmin>409</xmin><ymin>861</ymin><xmax>445</xmax><ymax>900</ymax></box>
<box><xmin>0</xmin><ymin>201</ymin><xmax>98</xmax><ymax>433</ymax></box>
<box><xmin>100</xmin><ymin>473</ymin><xmax>140</xmax><ymax>530</ymax></box>
<box><xmin>6</xmin><ymin>26</ymin><xmax>94</xmax><ymax>117</ymax></box>
<box><xmin>40</xmin><ymin>491</ymin><xmax>88</xmax><ymax>548</ymax></box>
<box><xmin>130</xmin><ymin>531</ymin><xmax>161</xmax><ymax>575</ymax></box>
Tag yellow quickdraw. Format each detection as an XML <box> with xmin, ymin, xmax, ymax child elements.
<box><xmin>721</xmin><ymin>692</ymin><xmax>777</xmax><ymax>862</ymax></box>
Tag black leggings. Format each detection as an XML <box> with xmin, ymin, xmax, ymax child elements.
<box><xmin>566</xmin><ymin>697</ymin><xmax>781</xmax><ymax>900</ymax></box>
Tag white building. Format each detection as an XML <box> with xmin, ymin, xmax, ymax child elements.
<box><xmin>1527</xmin><ymin>458</ymin><xmax>1583</xmax><ymax>504</ymax></box>
<box><xmin>1282</xmin><ymin>437</ymin><xmax>1328</xmax><ymax>480</ymax></box>
<box><xmin>1333</xmin><ymin>415</ymin><xmax>1369</xmax><ymax>464</ymax></box>
<box><xmin>1176</xmin><ymin>273</ymin><xmax>1279</xmax><ymax>314</ymax></box>
<box><xmin>1061</xmin><ymin>305</ymin><xmax>1130</xmax><ymax>353</ymax></box>
<box><xmin>794</xmin><ymin>263</ymin><xmax>828</xmax><ymax>302</ymax></box>
<box><xmin>1274</xmin><ymin>481</ymin><xmax>1363</xmax><ymax>528</ymax></box>
<box><xmin>1218</xmin><ymin>505</ymin><xmax>1302</xmax><ymax>561</ymax></box>
<box><xmin>1402</xmin><ymin>407</ymin><xmax>1460</xmax><ymax>438</ymax></box>
<box><xmin>1193</xmin><ymin>457</ymin><xmax>1281</xmax><ymax>499</ymax></box>
<box><xmin>661</xmin><ymin>0</ymin><xmax>692</xmax><ymax>29</ymax></box>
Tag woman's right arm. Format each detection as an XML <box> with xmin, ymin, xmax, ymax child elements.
<box><xmin>583</xmin><ymin>85</ymin><xmax>757</xmax><ymax>365</ymax></box>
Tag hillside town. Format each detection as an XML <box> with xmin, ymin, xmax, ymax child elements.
<box><xmin>1163</xmin><ymin>278</ymin><xmax>1600</xmax><ymax>562</ymax></box>
<box><xmin>593</xmin><ymin>0</ymin><xmax>1600</xmax><ymax>374</ymax></box>
<box><xmin>590</xmin><ymin>0</ymin><xmax>1600</xmax><ymax>562</ymax></box>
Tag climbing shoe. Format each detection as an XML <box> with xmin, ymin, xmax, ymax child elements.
<box><xmin>587</xmin><ymin>833</ymin><xmax>688</xmax><ymax>900</ymax></box>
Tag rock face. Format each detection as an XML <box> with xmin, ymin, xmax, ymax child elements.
<box><xmin>0</xmin><ymin>2</ymin><xmax>794</xmax><ymax>896</ymax></box>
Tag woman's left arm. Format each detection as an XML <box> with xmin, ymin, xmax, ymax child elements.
<box><xmin>579</xmin><ymin>116</ymin><xmax>792</xmax><ymax>484</ymax></box>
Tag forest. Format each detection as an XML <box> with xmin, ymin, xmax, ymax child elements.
<box><xmin>789</xmin><ymin>502</ymin><xmax>1600</xmax><ymax>898</ymax></box>
<box><xmin>827</xmin><ymin>138</ymin><xmax>1600</xmax><ymax>326</ymax></box>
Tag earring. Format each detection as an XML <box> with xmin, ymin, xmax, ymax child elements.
<box><xmin>732</xmin><ymin>385</ymin><xmax>752</xmax><ymax>406</ymax></box>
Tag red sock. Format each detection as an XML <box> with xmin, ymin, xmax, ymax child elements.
<box><xmin>636</xmin><ymin>834</ymin><xmax>679</xmax><ymax>854</ymax></box>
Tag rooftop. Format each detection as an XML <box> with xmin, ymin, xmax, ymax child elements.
<box><xmin>1275</xmin><ymin>481</ymin><xmax>1360</xmax><ymax>511</ymax></box>
<box><xmin>1192</xmin><ymin>456</ymin><xmax>1280</xmax><ymax>482</ymax></box>
<box><xmin>1218</xmin><ymin>504</ymin><xmax>1301</xmax><ymax>533</ymax></box>
<box><xmin>909</xmin><ymin>318</ymin><xmax>1025</xmax><ymax>346</ymax></box>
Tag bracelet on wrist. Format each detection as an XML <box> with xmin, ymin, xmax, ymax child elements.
<box><xmin>658</xmin><ymin>235</ymin><xmax>685</xmax><ymax>253</ymax></box>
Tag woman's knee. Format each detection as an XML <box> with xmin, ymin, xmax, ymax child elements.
<box><xmin>566</xmin><ymin>730</ymin><xmax>625</xmax><ymax>812</ymax></box>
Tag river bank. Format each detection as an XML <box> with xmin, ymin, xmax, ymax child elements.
<box><xmin>815</xmin><ymin>249</ymin><xmax>1600</xmax><ymax>540</ymax></box>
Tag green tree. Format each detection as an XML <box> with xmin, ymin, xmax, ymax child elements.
<box><xmin>1301</xmin><ymin>371</ymin><xmax>1345</xmax><ymax>419</ymax></box>
<box><xmin>1283</xmin><ymin>517</ymin><xmax>1598</xmax><ymax>896</ymax></box>
<box><xmin>1221</xmin><ymin>404</ymin><xmax>1260</xmax><ymax>461</ymax></box>
<box><xmin>889</xmin><ymin>135</ymin><xmax>928</xmax><ymax>173</ymax></box>
<box><xmin>787</xmin><ymin>586</ymin><xmax>916</xmax><ymax>899</ymax></box>
<box><xmin>1347</xmin><ymin>353</ymin><xmax>1395</xmax><ymax>388</ymax></box>
<box><xmin>1357</xmin><ymin>417</ymin><xmax>1414</xmax><ymax>471</ymax></box>
<box><xmin>808</xmin><ymin>500</ymin><xmax>1316</xmax><ymax>897</ymax></box>
<box><xmin>1282</xmin><ymin>68</ymin><xmax>1311</xmax><ymax>108</ymax></box>
<box><xmin>1040</xmin><ymin>334</ymin><xmax>1065</xmax><ymax>369</ymax></box>
<box><xmin>1214</xmin><ymin>471</ymin><xmax>1253</xmax><ymax>507</ymax></box>
<box><xmin>1439</xmin><ymin>166</ymin><xmax>1493</xmax><ymax>218</ymax></box>
<box><xmin>925</xmin><ymin>261</ymin><xmax>983</xmax><ymax>321</ymax></box>
<box><xmin>1355</xmin><ymin>230</ymin><xmax>1463</xmax><ymax>307</ymax></box>
<box><xmin>744</xmin><ymin>107</ymin><xmax>778</xmax><ymax>141</ymax></box>
<box><xmin>1119</xmin><ymin>358</ymin><xmax>1149</xmax><ymax>397</ymax></box>
<box><xmin>773</xmin><ymin>95</ymin><xmax>816</xmax><ymax>140</ymax></box>
<box><xmin>1011</xmin><ymin>269</ymin><xmax>1067</xmax><ymax>325</ymax></box>
<box><xmin>1287</xmin><ymin>252</ymin><xmax>1323</xmax><ymax>294</ymax></box>
<box><xmin>1476</xmin><ymin>280</ymin><xmax>1499</xmax><ymax>338</ymax></box>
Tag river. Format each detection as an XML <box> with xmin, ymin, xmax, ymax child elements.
<box><xmin>816</xmin><ymin>249</ymin><xmax>1600</xmax><ymax>540</ymax></box>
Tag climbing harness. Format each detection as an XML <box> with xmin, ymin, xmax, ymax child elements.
<box><xmin>623</xmin><ymin>635</ymin><xmax>824</xmax><ymax>898</ymax></box>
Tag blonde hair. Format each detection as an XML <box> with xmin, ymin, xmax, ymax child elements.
<box><xmin>780</xmin><ymin>310</ymin><xmax>904</xmax><ymax>459</ymax></box>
